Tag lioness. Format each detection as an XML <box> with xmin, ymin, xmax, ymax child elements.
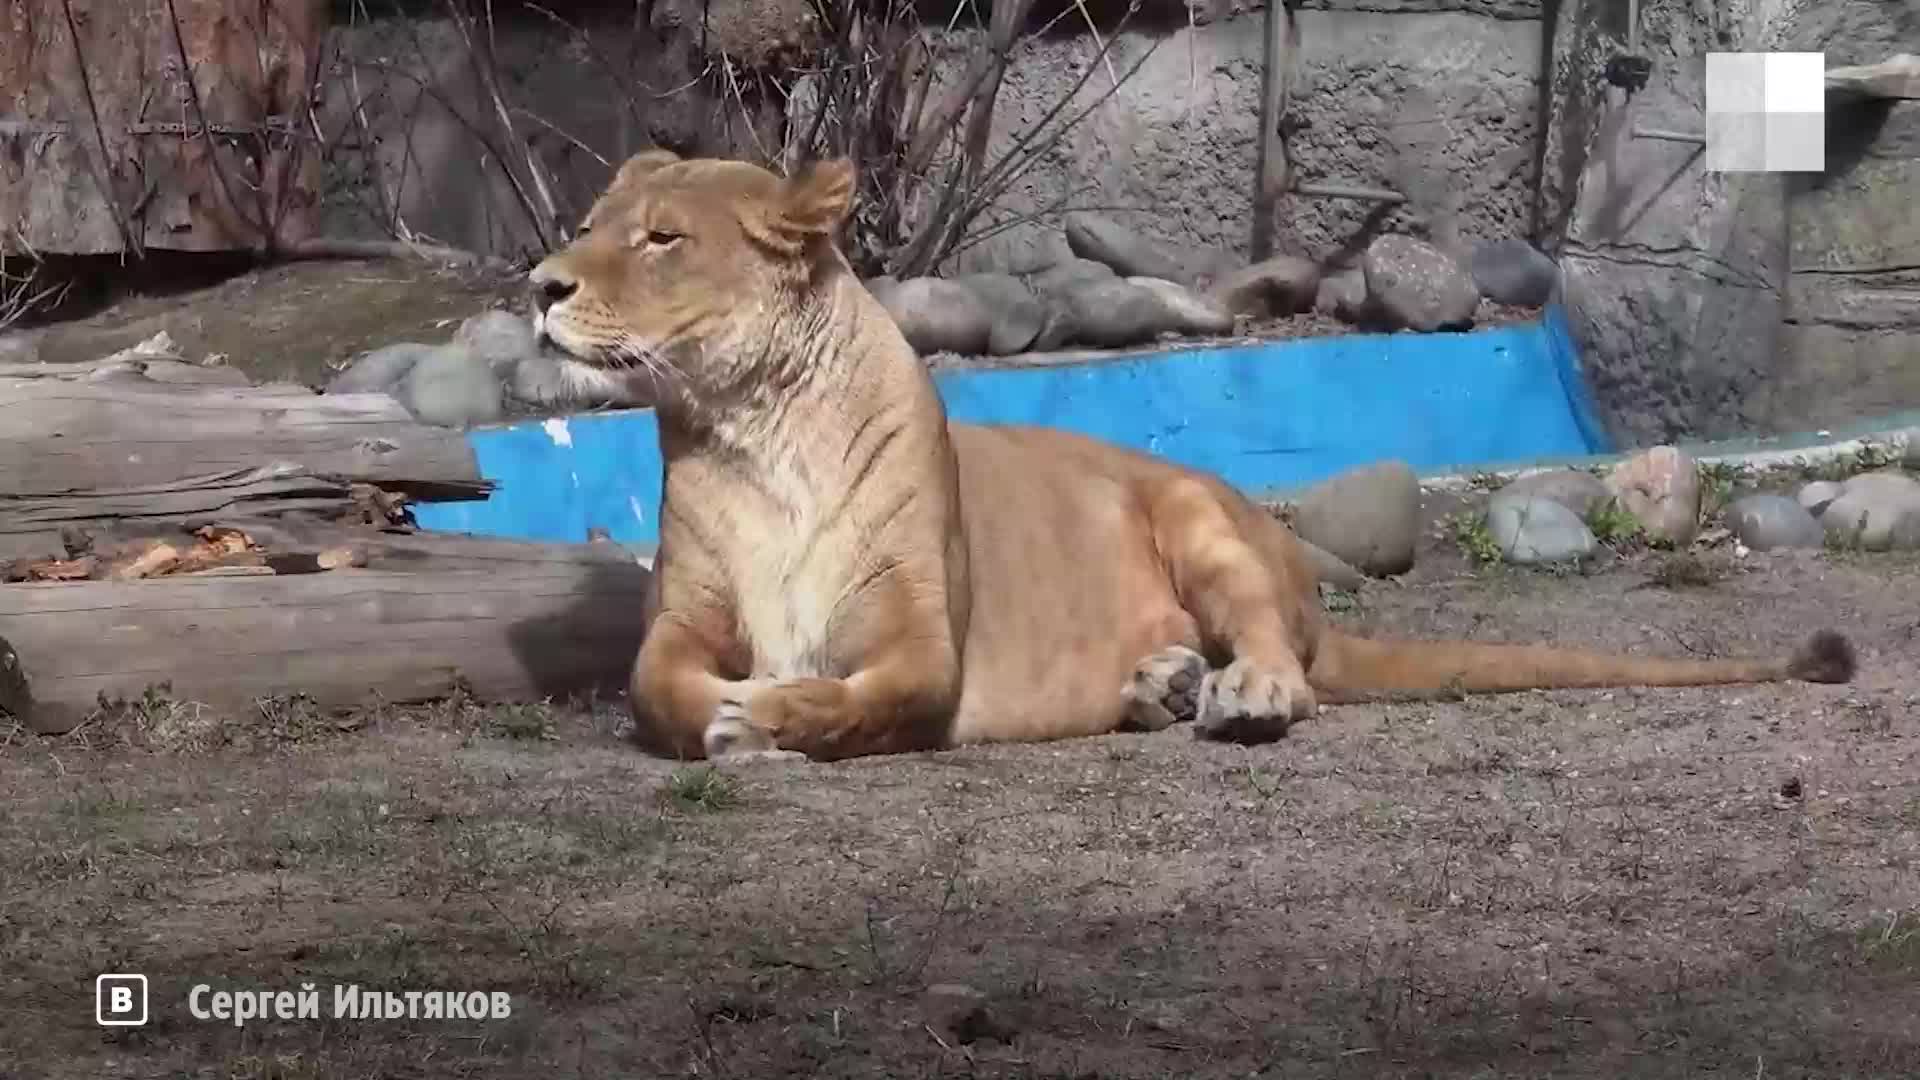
<box><xmin>529</xmin><ymin>150</ymin><xmax>1855</xmax><ymax>763</ymax></box>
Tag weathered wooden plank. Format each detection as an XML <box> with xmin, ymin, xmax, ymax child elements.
<box><xmin>1</xmin><ymin>463</ymin><xmax>354</xmax><ymax>534</ymax></box>
<box><xmin>0</xmin><ymin>357</ymin><xmax>254</xmax><ymax>386</ymax></box>
<box><xmin>0</xmin><ymin>378</ymin><xmax>487</xmax><ymax>499</ymax></box>
<box><xmin>0</xmin><ymin>532</ymin><xmax>651</xmax><ymax>734</ymax></box>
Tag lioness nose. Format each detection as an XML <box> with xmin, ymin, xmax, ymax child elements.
<box><xmin>530</xmin><ymin>264</ymin><xmax>579</xmax><ymax>313</ymax></box>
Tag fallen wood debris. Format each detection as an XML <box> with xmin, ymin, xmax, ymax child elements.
<box><xmin>1</xmin><ymin>524</ymin><xmax>295</xmax><ymax>583</ymax></box>
<box><xmin>0</xmin><ymin>523</ymin><xmax>652</xmax><ymax>736</ymax></box>
<box><xmin>0</xmin><ymin>340</ymin><xmax>648</xmax><ymax>740</ymax></box>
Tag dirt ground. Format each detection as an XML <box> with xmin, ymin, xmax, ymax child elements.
<box><xmin>3</xmin><ymin>512</ymin><xmax>1917</xmax><ymax>1079</ymax></box>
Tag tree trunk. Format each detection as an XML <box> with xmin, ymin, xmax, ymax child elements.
<box><xmin>0</xmin><ymin>528</ymin><xmax>651</xmax><ymax>735</ymax></box>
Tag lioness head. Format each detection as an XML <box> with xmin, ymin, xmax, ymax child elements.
<box><xmin>529</xmin><ymin>150</ymin><xmax>859</xmax><ymax>408</ymax></box>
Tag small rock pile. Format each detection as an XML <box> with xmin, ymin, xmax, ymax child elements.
<box><xmin>871</xmin><ymin>216</ymin><xmax>1558</xmax><ymax>359</ymax></box>
<box><xmin>1470</xmin><ymin>443</ymin><xmax>1920</xmax><ymax>566</ymax></box>
<box><xmin>326</xmin><ymin>309</ymin><xmax>582</xmax><ymax>429</ymax></box>
<box><xmin>325</xmin><ymin>220</ymin><xmax>1560</xmax><ymax>429</ymax></box>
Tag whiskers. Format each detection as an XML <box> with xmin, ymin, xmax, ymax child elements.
<box><xmin>609</xmin><ymin>333</ymin><xmax>682</xmax><ymax>384</ymax></box>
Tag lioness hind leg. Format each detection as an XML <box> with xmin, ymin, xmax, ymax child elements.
<box><xmin>1147</xmin><ymin>478</ymin><xmax>1321</xmax><ymax>745</ymax></box>
<box><xmin>1119</xmin><ymin>645</ymin><xmax>1209</xmax><ymax>731</ymax></box>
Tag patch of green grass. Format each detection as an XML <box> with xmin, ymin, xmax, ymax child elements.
<box><xmin>1443</xmin><ymin>511</ymin><xmax>1504</xmax><ymax>568</ymax></box>
<box><xmin>1585</xmin><ymin>498</ymin><xmax>1645</xmax><ymax>548</ymax></box>
<box><xmin>483</xmin><ymin>701</ymin><xmax>560</xmax><ymax>742</ymax></box>
<box><xmin>1797</xmin><ymin>442</ymin><xmax>1903</xmax><ymax>484</ymax></box>
<box><xmin>1322</xmin><ymin>586</ymin><xmax>1360</xmax><ymax>613</ymax></box>
<box><xmin>1858</xmin><ymin>911</ymin><xmax>1920</xmax><ymax>971</ymax></box>
<box><xmin>662</xmin><ymin>765</ymin><xmax>741</xmax><ymax>813</ymax></box>
<box><xmin>1698</xmin><ymin>460</ymin><xmax>1750</xmax><ymax>518</ymax></box>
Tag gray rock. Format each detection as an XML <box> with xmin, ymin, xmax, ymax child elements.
<box><xmin>863</xmin><ymin>276</ymin><xmax>902</xmax><ymax>307</ymax></box>
<box><xmin>454</xmin><ymin>309</ymin><xmax>539</xmax><ymax>377</ymax></box>
<box><xmin>1315</xmin><ymin>268</ymin><xmax>1369</xmax><ymax>323</ymax></box>
<box><xmin>1892</xmin><ymin>508</ymin><xmax>1920</xmax><ymax>550</ymax></box>
<box><xmin>1842</xmin><ymin>469</ymin><xmax>1920</xmax><ymax>500</ymax></box>
<box><xmin>1725</xmin><ymin>493</ymin><xmax>1825</xmax><ymax>551</ymax></box>
<box><xmin>1288</xmin><ymin>460</ymin><xmax>1419</xmax><ymax>578</ymax></box>
<box><xmin>1029</xmin><ymin>302</ymin><xmax>1079</xmax><ymax>353</ymax></box>
<box><xmin>1469</xmin><ymin>238</ymin><xmax>1558</xmax><ymax>308</ymax></box>
<box><xmin>1213</xmin><ymin>256</ymin><xmax>1321</xmax><ymax>320</ymax></box>
<box><xmin>1485</xmin><ymin>492</ymin><xmax>1599</xmax><ymax>564</ymax></box>
<box><xmin>1064</xmin><ymin>214</ymin><xmax>1188</xmax><ymax>283</ymax></box>
<box><xmin>1798</xmin><ymin>480</ymin><xmax>1845</xmax><ymax>516</ymax></box>
<box><xmin>1901</xmin><ymin>429</ymin><xmax>1920</xmax><ymax>470</ymax></box>
<box><xmin>1125</xmin><ymin>277</ymin><xmax>1235</xmax><ymax>337</ymax></box>
<box><xmin>1820</xmin><ymin>470</ymin><xmax>1920</xmax><ymax>550</ymax></box>
<box><xmin>1296</xmin><ymin>537</ymin><xmax>1367</xmax><ymax>591</ymax></box>
<box><xmin>507</xmin><ymin>355</ymin><xmax>571</xmax><ymax>407</ymax></box>
<box><xmin>328</xmin><ymin>342</ymin><xmax>436</xmax><ymax>394</ymax></box>
<box><xmin>394</xmin><ymin>344</ymin><xmax>505</xmax><ymax>428</ymax></box>
<box><xmin>955</xmin><ymin>273</ymin><xmax>1047</xmax><ymax>356</ymax></box>
<box><xmin>1061</xmin><ymin>280</ymin><xmax>1170</xmax><ymax>349</ymax></box>
<box><xmin>1361</xmin><ymin>235</ymin><xmax>1481</xmax><ymax>332</ymax></box>
<box><xmin>0</xmin><ymin>330</ymin><xmax>40</xmax><ymax>364</ymax></box>
<box><xmin>876</xmin><ymin>277</ymin><xmax>993</xmax><ymax>355</ymax></box>
<box><xmin>1030</xmin><ymin>258</ymin><xmax>1117</xmax><ymax>299</ymax></box>
<box><xmin>1499</xmin><ymin>468</ymin><xmax>1612</xmax><ymax>519</ymax></box>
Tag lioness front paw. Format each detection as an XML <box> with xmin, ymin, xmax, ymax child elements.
<box><xmin>1120</xmin><ymin>645</ymin><xmax>1209</xmax><ymax>731</ymax></box>
<box><xmin>704</xmin><ymin>703</ymin><xmax>804</xmax><ymax>763</ymax></box>
<box><xmin>1194</xmin><ymin>658</ymin><xmax>1316</xmax><ymax>744</ymax></box>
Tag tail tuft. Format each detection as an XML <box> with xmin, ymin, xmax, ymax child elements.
<box><xmin>1788</xmin><ymin>630</ymin><xmax>1856</xmax><ymax>684</ymax></box>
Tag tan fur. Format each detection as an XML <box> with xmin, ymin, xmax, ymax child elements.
<box><xmin>528</xmin><ymin>152</ymin><xmax>1858</xmax><ymax>763</ymax></box>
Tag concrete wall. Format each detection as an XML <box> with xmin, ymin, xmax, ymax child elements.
<box><xmin>1547</xmin><ymin>0</ymin><xmax>1920</xmax><ymax>447</ymax></box>
<box><xmin>923</xmin><ymin>0</ymin><xmax>1549</xmax><ymax>275</ymax></box>
<box><xmin>313</xmin><ymin>0</ymin><xmax>797</xmax><ymax>259</ymax></box>
<box><xmin>312</xmin><ymin>0</ymin><xmax>1919</xmax><ymax>445</ymax></box>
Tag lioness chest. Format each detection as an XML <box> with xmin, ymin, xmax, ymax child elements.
<box><xmin>709</xmin><ymin>497</ymin><xmax>871</xmax><ymax>682</ymax></box>
<box><xmin>731</xmin><ymin>548</ymin><xmax>852</xmax><ymax>680</ymax></box>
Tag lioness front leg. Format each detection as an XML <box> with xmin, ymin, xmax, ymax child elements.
<box><xmin>708</xmin><ymin>637</ymin><xmax>958</xmax><ymax>763</ymax></box>
<box><xmin>1150</xmin><ymin>481</ymin><xmax>1320</xmax><ymax>744</ymax></box>
<box><xmin>628</xmin><ymin>616</ymin><xmax>787</xmax><ymax>761</ymax></box>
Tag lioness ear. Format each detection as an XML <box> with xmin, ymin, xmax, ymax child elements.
<box><xmin>778</xmin><ymin>158</ymin><xmax>857</xmax><ymax>238</ymax></box>
<box><xmin>608</xmin><ymin>148</ymin><xmax>682</xmax><ymax>193</ymax></box>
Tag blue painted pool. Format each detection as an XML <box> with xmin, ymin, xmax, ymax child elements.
<box><xmin>412</xmin><ymin>303</ymin><xmax>1612</xmax><ymax>547</ymax></box>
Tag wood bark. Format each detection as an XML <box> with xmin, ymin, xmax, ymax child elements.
<box><xmin>0</xmin><ymin>375</ymin><xmax>487</xmax><ymax>499</ymax></box>
<box><xmin>0</xmin><ymin>528</ymin><xmax>652</xmax><ymax>735</ymax></box>
<box><xmin>2</xmin><ymin>464</ymin><xmax>360</xmax><ymax>536</ymax></box>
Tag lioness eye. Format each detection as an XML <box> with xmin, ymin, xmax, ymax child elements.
<box><xmin>647</xmin><ymin>230</ymin><xmax>682</xmax><ymax>246</ymax></box>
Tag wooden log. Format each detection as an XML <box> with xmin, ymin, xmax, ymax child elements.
<box><xmin>1826</xmin><ymin>54</ymin><xmax>1920</xmax><ymax>101</ymax></box>
<box><xmin>0</xmin><ymin>357</ymin><xmax>254</xmax><ymax>386</ymax></box>
<box><xmin>0</xmin><ymin>377</ymin><xmax>488</xmax><ymax>500</ymax></box>
<box><xmin>1</xmin><ymin>463</ymin><xmax>358</xmax><ymax>536</ymax></box>
<box><xmin>0</xmin><ymin>531</ymin><xmax>652</xmax><ymax>735</ymax></box>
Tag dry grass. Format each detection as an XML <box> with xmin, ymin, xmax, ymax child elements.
<box><xmin>3</xmin><ymin>539</ymin><xmax>1918</xmax><ymax>1078</ymax></box>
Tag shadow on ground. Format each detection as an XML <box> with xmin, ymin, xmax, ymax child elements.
<box><xmin>2</xmin><ymin>533</ymin><xmax>1918</xmax><ymax>1079</ymax></box>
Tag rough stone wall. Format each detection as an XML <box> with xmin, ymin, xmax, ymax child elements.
<box><xmin>1764</xmin><ymin>2</ymin><xmax>1920</xmax><ymax>434</ymax></box>
<box><xmin>1550</xmin><ymin>0</ymin><xmax>1920</xmax><ymax>447</ymax></box>
<box><xmin>314</xmin><ymin>0</ymin><xmax>802</xmax><ymax>259</ymax></box>
<box><xmin>921</xmin><ymin>1</ymin><xmax>1546</xmax><ymax>276</ymax></box>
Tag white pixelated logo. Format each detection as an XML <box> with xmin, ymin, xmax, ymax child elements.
<box><xmin>1705</xmin><ymin>52</ymin><xmax>1825</xmax><ymax>173</ymax></box>
<box><xmin>96</xmin><ymin>973</ymin><xmax>149</xmax><ymax>1027</ymax></box>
